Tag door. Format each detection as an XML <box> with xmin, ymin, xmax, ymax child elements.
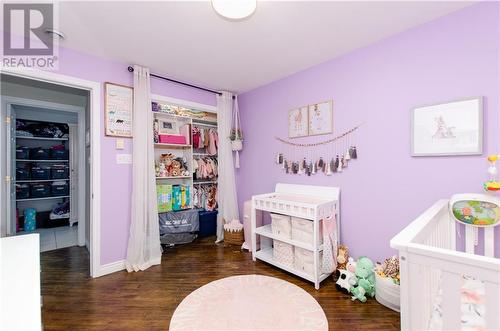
<box><xmin>69</xmin><ymin>124</ymin><xmax>78</xmax><ymax>227</ymax></box>
<box><xmin>6</xmin><ymin>105</ymin><xmax>16</xmax><ymax>235</ymax></box>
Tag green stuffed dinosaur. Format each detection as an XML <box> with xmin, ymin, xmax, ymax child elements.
<box><xmin>350</xmin><ymin>256</ymin><xmax>376</xmax><ymax>302</ymax></box>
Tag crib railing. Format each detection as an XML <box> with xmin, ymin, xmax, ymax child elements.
<box><xmin>391</xmin><ymin>199</ymin><xmax>500</xmax><ymax>331</ymax></box>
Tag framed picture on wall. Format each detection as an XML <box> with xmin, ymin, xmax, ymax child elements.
<box><xmin>104</xmin><ymin>82</ymin><xmax>133</xmax><ymax>137</ymax></box>
<box><xmin>288</xmin><ymin>106</ymin><xmax>309</xmax><ymax>138</ymax></box>
<box><xmin>411</xmin><ymin>97</ymin><xmax>483</xmax><ymax>156</ymax></box>
<box><xmin>308</xmin><ymin>100</ymin><xmax>333</xmax><ymax>136</ymax></box>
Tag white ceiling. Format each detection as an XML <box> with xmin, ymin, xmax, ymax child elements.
<box><xmin>59</xmin><ymin>1</ymin><xmax>474</xmax><ymax>93</ymax></box>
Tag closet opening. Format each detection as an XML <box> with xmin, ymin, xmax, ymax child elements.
<box><xmin>1</xmin><ymin>74</ymin><xmax>91</xmax><ymax>259</ymax></box>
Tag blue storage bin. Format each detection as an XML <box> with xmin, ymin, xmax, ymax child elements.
<box><xmin>51</xmin><ymin>181</ymin><xmax>69</xmax><ymax>196</ymax></box>
<box><xmin>16</xmin><ymin>183</ymin><xmax>30</xmax><ymax>199</ymax></box>
<box><xmin>50</xmin><ymin>149</ymin><xmax>68</xmax><ymax>160</ymax></box>
<box><xmin>29</xmin><ymin>147</ymin><xmax>50</xmax><ymax>160</ymax></box>
<box><xmin>31</xmin><ymin>166</ymin><xmax>50</xmax><ymax>180</ymax></box>
<box><xmin>16</xmin><ymin>166</ymin><xmax>30</xmax><ymax>180</ymax></box>
<box><xmin>24</xmin><ymin>208</ymin><xmax>36</xmax><ymax>231</ymax></box>
<box><xmin>16</xmin><ymin>146</ymin><xmax>29</xmax><ymax>159</ymax></box>
<box><xmin>30</xmin><ymin>183</ymin><xmax>50</xmax><ymax>198</ymax></box>
<box><xmin>51</xmin><ymin>164</ymin><xmax>69</xmax><ymax>179</ymax></box>
<box><xmin>198</xmin><ymin>210</ymin><xmax>218</xmax><ymax>238</ymax></box>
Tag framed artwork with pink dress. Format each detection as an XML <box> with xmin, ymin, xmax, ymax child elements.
<box><xmin>288</xmin><ymin>106</ymin><xmax>309</xmax><ymax>138</ymax></box>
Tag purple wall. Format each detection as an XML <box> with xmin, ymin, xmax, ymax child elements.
<box><xmin>236</xmin><ymin>3</ymin><xmax>500</xmax><ymax>262</ymax></box>
<box><xmin>54</xmin><ymin>47</ymin><xmax>216</xmax><ymax>265</ymax></box>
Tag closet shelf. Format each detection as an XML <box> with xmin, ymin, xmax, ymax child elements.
<box><xmin>16</xmin><ymin>195</ymin><xmax>70</xmax><ymax>202</ymax></box>
<box><xmin>193</xmin><ymin>152</ymin><xmax>217</xmax><ymax>156</ymax></box>
<box><xmin>16</xmin><ymin>159</ymin><xmax>69</xmax><ymax>163</ymax></box>
<box><xmin>156</xmin><ymin>176</ymin><xmax>191</xmax><ymax>180</ymax></box>
<box><xmin>16</xmin><ymin>179</ymin><xmax>69</xmax><ymax>183</ymax></box>
<box><xmin>192</xmin><ymin>121</ymin><xmax>217</xmax><ymax>128</ymax></box>
<box><xmin>193</xmin><ymin>180</ymin><xmax>218</xmax><ymax>185</ymax></box>
<box><xmin>154</xmin><ymin>143</ymin><xmax>192</xmax><ymax>149</ymax></box>
<box><xmin>15</xmin><ymin>136</ymin><xmax>68</xmax><ymax>141</ymax></box>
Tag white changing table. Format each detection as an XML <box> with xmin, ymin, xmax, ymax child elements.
<box><xmin>251</xmin><ymin>183</ymin><xmax>340</xmax><ymax>289</ymax></box>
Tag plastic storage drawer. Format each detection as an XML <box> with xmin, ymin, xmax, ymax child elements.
<box><xmin>31</xmin><ymin>166</ymin><xmax>50</xmax><ymax>180</ymax></box>
<box><xmin>30</xmin><ymin>183</ymin><xmax>50</xmax><ymax>198</ymax></box>
<box><xmin>16</xmin><ymin>146</ymin><xmax>30</xmax><ymax>159</ymax></box>
<box><xmin>198</xmin><ymin>210</ymin><xmax>218</xmax><ymax>238</ymax></box>
<box><xmin>29</xmin><ymin>147</ymin><xmax>50</xmax><ymax>160</ymax></box>
<box><xmin>50</xmin><ymin>149</ymin><xmax>68</xmax><ymax>160</ymax></box>
<box><xmin>51</xmin><ymin>181</ymin><xmax>69</xmax><ymax>196</ymax></box>
<box><xmin>16</xmin><ymin>183</ymin><xmax>30</xmax><ymax>199</ymax></box>
<box><xmin>51</xmin><ymin>164</ymin><xmax>69</xmax><ymax>179</ymax></box>
<box><xmin>16</xmin><ymin>167</ymin><xmax>30</xmax><ymax>180</ymax></box>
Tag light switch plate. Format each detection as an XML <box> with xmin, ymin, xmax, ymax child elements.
<box><xmin>116</xmin><ymin>154</ymin><xmax>132</xmax><ymax>164</ymax></box>
<box><xmin>115</xmin><ymin>139</ymin><xmax>125</xmax><ymax>150</ymax></box>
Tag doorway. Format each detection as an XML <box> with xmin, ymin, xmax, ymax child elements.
<box><xmin>0</xmin><ymin>71</ymin><xmax>102</xmax><ymax>277</ymax></box>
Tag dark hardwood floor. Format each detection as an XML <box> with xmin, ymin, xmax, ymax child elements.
<box><xmin>41</xmin><ymin>237</ymin><xmax>400</xmax><ymax>330</ymax></box>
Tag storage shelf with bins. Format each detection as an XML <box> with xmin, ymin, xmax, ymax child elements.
<box><xmin>13</xmin><ymin>118</ymin><xmax>72</xmax><ymax>231</ymax></box>
<box><xmin>152</xmin><ymin>98</ymin><xmax>218</xmax><ymax>214</ymax></box>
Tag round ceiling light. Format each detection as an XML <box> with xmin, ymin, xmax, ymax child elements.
<box><xmin>212</xmin><ymin>0</ymin><xmax>257</xmax><ymax>20</ymax></box>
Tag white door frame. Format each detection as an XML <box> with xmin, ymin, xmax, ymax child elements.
<box><xmin>1</xmin><ymin>67</ymin><xmax>102</xmax><ymax>278</ymax></box>
<box><xmin>2</xmin><ymin>97</ymin><xmax>86</xmax><ymax>245</ymax></box>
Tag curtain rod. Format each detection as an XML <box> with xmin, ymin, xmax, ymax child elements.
<box><xmin>127</xmin><ymin>66</ymin><xmax>223</xmax><ymax>96</ymax></box>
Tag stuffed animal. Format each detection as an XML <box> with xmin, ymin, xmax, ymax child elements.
<box><xmin>171</xmin><ymin>160</ymin><xmax>182</xmax><ymax>177</ymax></box>
<box><xmin>346</xmin><ymin>257</ymin><xmax>357</xmax><ymax>273</ymax></box>
<box><xmin>335</xmin><ymin>269</ymin><xmax>356</xmax><ymax>293</ymax></box>
<box><xmin>350</xmin><ymin>257</ymin><xmax>376</xmax><ymax>302</ymax></box>
<box><xmin>337</xmin><ymin>245</ymin><xmax>349</xmax><ymax>270</ymax></box>
<box><xmin>158</xmin><ymin>163</ymin><xmax>167</xmax><ymax>178</ymax></box>
<box><xmin>160</xmin><ymin>153</ymin><xmax>174</xmax><ymax>166</ymax></box>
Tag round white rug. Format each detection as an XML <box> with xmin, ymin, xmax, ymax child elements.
<box><xmin>169</xmin><ymin>275</ymin><xmax>328</xmax><ymax>331</ymax></box>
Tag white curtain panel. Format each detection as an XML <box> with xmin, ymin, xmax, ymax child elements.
<box><xmin>216</xmin><ymin>91</ymin><xmax>240</xmax><ymax>242</ymax></box>
<box><xmin>125</xmin><ymin>65</ymin><xmax>162</xmax><ymax>272</ymax></box>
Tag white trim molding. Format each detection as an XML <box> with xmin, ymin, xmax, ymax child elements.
<box><xmin>1</xmin><ymin>67</ymin><xmax>102</xmax><ymax>278</ymax></box>
<box><xmin>95</xmin><ymin>260</ymin><xmax>126</xmax><ymax>278</ymax></box>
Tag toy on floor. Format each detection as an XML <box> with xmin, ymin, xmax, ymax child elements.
<box><xmin>350</xmin><ymin>257</ymin><xmax>376</xmax><ymax>302</ymax></box>
<box><xmin>336</xmin><ymin>245</ymin><xmax>349</xmax><ymax>270</ymax></box>
<box><xmin>335</xmin><ymin>269</ymin><xmax>356</xmax><ymax>293</ymax></box>
<box><xmin>376</xmin><ymin>256</ymin><xmax>400</xmax><ymax>285</ymax></box>
<box><xmin>346</xmin><ymin>257</ymin><xmax>357</xmax><ymax>273</ymax></box>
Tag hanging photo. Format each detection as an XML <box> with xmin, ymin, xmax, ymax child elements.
<box><xmin>308</xmin><ymin>100</ymin><xmax>333</xmax><ymax>136</ymax></box>
<box><xmin>288</xmin><ymin>106</ymin><xmax>309</xmax><ymax>138</ymax></box>
<box><xmin>411</xmin><ymin>97</ymin><xmax>483</xmax><ymax>156</ymax></box>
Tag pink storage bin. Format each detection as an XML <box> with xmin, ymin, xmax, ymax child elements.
<box><xmin>159</xmin><ymin>134</ymin><xmax>186</xmax><ymax>145</ymax></box>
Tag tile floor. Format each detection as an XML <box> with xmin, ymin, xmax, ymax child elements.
<box><xmin>18</xmin><ymin>226</ymin><xmax>78</xmax><ymax>252</ymax></box>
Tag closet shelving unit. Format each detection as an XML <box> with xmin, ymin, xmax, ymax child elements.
<box><xmin>14</xmin><ymin>128</ymin><xmax>71</xmax><ymax>229</ymax></box>
<box><xmin>251</xmin><ymin>183</ymin><xmax>340</xmax><ymax>290</ymax></box>
<box><xmin>151</xmin><ymin>99</ymin><xmax>218</xmax><ymax>213</ymax></box>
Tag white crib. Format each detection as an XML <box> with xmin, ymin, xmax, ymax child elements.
<box><xmin>391</xmin><ymin>199</ymin><xmax>500</xmax><ymax>331</ymax></box>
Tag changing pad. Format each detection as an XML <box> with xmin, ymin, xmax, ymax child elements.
<box><xmin>428</xmin><ymin>276</ymin><xmax>485</xmax><ymax>331</ymax></box>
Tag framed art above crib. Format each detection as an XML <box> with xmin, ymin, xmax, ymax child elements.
<box><xmin>411</xmin><ymin>97</ymin><xmax>483</xmax><ymax>156</ymax></box>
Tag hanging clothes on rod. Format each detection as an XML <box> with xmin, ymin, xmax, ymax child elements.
<box><xmin>193</xmin><ymin>156</ymin><xmax>218</xmax><ymax>180</ymax></box>
<box><xmin>192</xmin><ymin>125</ymin><xmax>218</xmax><ymax>156</ymax></box>
<box><xmin>193</xmin><ymin>184</ymin><xmax>218</xmax><ymax>211</ymax></box>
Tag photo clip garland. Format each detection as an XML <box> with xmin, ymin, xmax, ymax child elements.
<box><xmin>274</xmin><ymin>123</ymin><xmax>362</xmax><ymax>176</ymax></box>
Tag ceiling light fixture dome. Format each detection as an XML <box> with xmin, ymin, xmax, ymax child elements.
<box><xmin>212</xmin><ymin>0</ymin><xmax>257</xmax><ymax>20</ymax></box>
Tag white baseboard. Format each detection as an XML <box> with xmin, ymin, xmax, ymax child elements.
<box><xmin>95</xmin><ymin>260</ymin><xmax>126</xmax><ymax>277</ymax></box>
